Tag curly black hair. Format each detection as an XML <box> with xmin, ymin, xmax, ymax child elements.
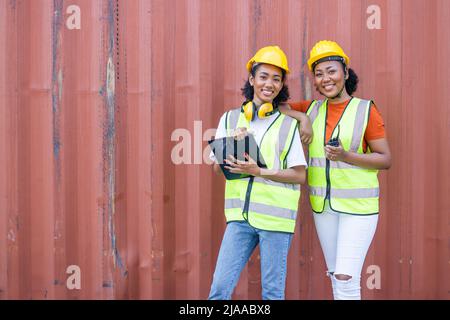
<box><xmin>240</xmin><ymin>64</ymin><xmax>290</xmax><ymax>107</ymax></box>
<box><xmin>345</xmin><ymin>67</ymin><xmax>359</xmax><ymax>95</ymax></box>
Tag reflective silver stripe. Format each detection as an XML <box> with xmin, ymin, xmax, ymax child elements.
<box><xmin>309</xmin><ymin>186</ymin><xmax>379</xmax><ymax>198</ymax></box>
<box><xmin>225</xmin><ymin>198</ymin><xmax>243</xmax><ymax>209</ymax></box>
<box><xmin>308</xmin><ymin>186</ymin><xmax>327</xmax><ymax>197</ymax></box>
<box><xmin>278</xmin><ymin>115</ymin><xmax>295</xmax><ymax>154</ymax></box>
<box><xmin>273</xmin><ymin>115</ymin><xmax>296</xmax><ymax>170</ymax></box>
<box><xmin>225</xmin><ymin>198</ymin><xmax>297</xmax><ymax>220</ymax></box>
<box><xmin>309</xmin><ymin>157</ymin><xmax>361</xmax><ymax>169</ymax></box>
<box><xmin>249</xmin><ymin>202</ymin><xmax>297</xmax><ymax>220</ymax></box>
<box><xmin>254</xmin><ymin>176</ymin><xmax>300</xmax><ymax>191</ymax></box>
<box><xmin>228</xmin><ymin>108</ymin><xmax>241</xmax><ymax>130</ymax></box>
<box><xmin>307</xmin><ymin>100</ymin><xmax>322</xmax><ymax>124</ymax></box>
<box><xmin>350</xmin><ymin>99</ymin><xmax>370</xmax><ymax>152</ymax></box>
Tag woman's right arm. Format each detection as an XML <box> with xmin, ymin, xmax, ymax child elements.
<box><xmin>328</xmin><ymin>138</ymin><xmax>392</xmax><ymax>170</ymax></box>
<box><xmin>213</xmin><ymin>163</ymin><xmax>224</xmax><ymax>175</ymax></box>
<box><xmin>210</xmin><ymin>112</ymin><xmax>228</xmax><ymax>176</ymax></box>
<box><xmin>211</xmin><ymin>114</ymin><xmax>249</xmax><ymax>176</ymax></box>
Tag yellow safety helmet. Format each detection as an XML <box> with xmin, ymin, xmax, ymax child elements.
<box><xmin>307</xmin><ymin>40</ymin><xmax>350</xmax><ymax>71</ymax></box>
<box><xmin>246</xmin><ymin>46</ymin><xmax>290</xmax><ymax>74</ymax></box>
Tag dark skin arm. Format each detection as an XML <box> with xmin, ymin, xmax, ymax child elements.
<box><xmin>325</xmin><ymin>137</ymin><xmax>392</xmax><ymax>170</ymax></box>
<box><xmin>279</xmin><ymin>103</ymin><xmax>313</xmax><ymax>144</ymax></box>
<box><xmin>213</xmin><ymin>163</ymin><xmax>222</xmax><ymax>175</ymax></box>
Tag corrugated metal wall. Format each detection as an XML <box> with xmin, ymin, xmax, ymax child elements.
<box><xmin>0</xmin><ymin>0</ymin><xmax>448</xmax><ymax>299</ymax></box>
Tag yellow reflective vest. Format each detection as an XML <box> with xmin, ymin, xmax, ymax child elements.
<box><xmin>307</xmin><ymin>97</ymin><xmax>379</xmax><ymax>215</ymax></box>
<box><xmin>223</xmin><ymin>108</ymin><xmax>301</xmax><ymax>233</ymax></box>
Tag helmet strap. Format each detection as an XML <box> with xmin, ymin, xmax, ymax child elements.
<box><xmin>312</xmin><ymin>56</ymin><xmax>345</xmax><ymax>72</ymax></box>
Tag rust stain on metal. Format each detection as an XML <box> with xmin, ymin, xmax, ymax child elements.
<box><xmin>103</xmin><ymin>0</ymin><xmax>129</xmax><ymax>280</ymax></box>
<box><xmin>251</xmin><ymin>0</ymin><xmax>262</xmax><ymax>52</ymax></box>
<box><xmin>8</xmin><ymin>0</ymin><xmax>16</xmax><ymax>10</ymax></box>
<box><xmin>51</xmin><ymin>0</ymin><xmax>63</xmax><ymax>163</ymax></box>
<box><xmin>300</xmin><ymin>8</ymin><xmax>310</xmax><ymax>100</ymax></box>
<box><xmin>105</xmin><ymin>0</ymin><xmax>117</xmax><ymax>268</ymax></box>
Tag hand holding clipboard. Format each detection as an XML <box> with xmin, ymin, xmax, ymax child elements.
<box><xmin>208</xmin><ymin>129</ymin><xmax>267</xmax><ymax>180</ymax></box>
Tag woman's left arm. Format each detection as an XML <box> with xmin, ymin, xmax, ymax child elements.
<box><xmin>325</xmin><ymin>138</ymin><xmax>392</xmax><ymax>170</ymax></box>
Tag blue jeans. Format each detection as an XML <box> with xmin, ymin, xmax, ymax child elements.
<box><xmin>208</xmin><ymin>221</ymin><xmax>293</xmax><ymax>300</ymax></box>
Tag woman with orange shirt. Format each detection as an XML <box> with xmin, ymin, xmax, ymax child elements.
<box><xmin>280</xmin><ymin>40</ymin><xmax>391</xmax><ymax>300</ymax></box>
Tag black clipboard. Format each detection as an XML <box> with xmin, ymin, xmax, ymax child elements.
<box><xmin>208</xmin><ymin>134</ymin><xmax>267</xmax><ymax>180</ymax></box>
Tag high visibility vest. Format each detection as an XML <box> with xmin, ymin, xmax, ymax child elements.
<box><xmin>307</xmin><ymin>97</ymin><xmax>379</xmax><ymax>215</ymax></box>
<box><xmin>223</xmin><ymin>108</ymin><xmax>301</xmax><ymax>233</ymax></box>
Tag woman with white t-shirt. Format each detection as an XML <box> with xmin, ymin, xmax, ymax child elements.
<box><xmin>208</xmin><ymin>46</ymin><xmax>309</xmax><ymax>300</ymax></box>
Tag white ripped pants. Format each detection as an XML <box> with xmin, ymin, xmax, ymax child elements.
<box><xmin>313</xmin><ymin>201</ymin><xmax>378</xmax><ymax>300</ymax></box>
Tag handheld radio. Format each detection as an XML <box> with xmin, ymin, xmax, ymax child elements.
<box><xmin>327</xmin><ymin>124</ymin><xmax>340</xmax><ymax>147</ymax></box>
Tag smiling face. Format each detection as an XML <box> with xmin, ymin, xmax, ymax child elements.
<box><xmin>313</xmin><ymin>60</ymin><xmax>349</xmax><ymax>100</ymax></box>
<box><xmin>249</xmin><ymin>64</ymin><xmax>284</xmax><ymax>105</ymax></box>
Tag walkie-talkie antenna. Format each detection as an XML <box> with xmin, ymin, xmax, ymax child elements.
<box><xmin>327</xmin><ymin>124</ymin><xmax>341</xmax><ymax>147</ymax></box>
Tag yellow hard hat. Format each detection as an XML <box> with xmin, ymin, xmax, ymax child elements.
<box><xmin>307</xmin><ymin>40</ymin><xmax>350</xmax><ymax>71</ymax></box>
<box><xmin>246</xmin><ymin>46</ymin><xmax>290</xmax><ymax>74</ymax></box>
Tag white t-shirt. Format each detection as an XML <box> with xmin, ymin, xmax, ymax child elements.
<box><xmin>210</xmin><ymin>110</ymin><xmax>307</xmax><ymax>169</ymax></box>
